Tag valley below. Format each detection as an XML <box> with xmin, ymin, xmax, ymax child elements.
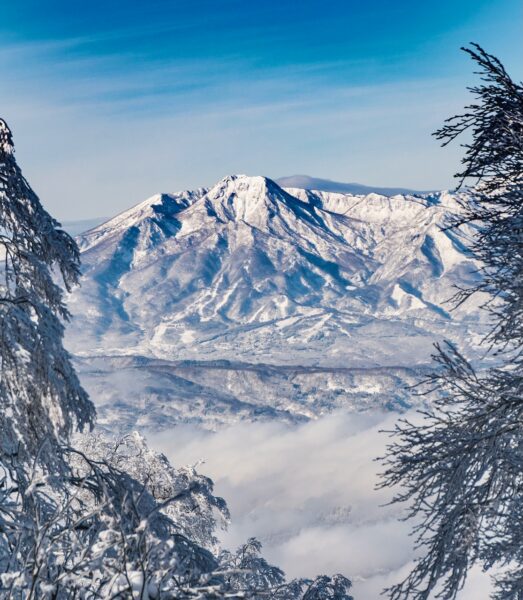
<box><xmin>75</xmin><ymin>355</ymin><xmax>424</xmax><ymax>432</ymax></box>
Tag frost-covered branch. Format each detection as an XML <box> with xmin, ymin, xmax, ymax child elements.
<box><xmin>380</xmin><ymin>45</ymin><xmax>523</xmax><ymax>600</ymax></box>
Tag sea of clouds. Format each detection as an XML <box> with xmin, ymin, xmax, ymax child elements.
<box><xmin>151</xmin><ymin>411</ymin><xmax>492</xmax><ymax>598</ymax></box>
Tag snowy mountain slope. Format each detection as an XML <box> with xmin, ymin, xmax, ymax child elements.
<box><xmin>67</xmin><ymin>174</ymin><xmax>485</xmax><ymax>370</ymax></box>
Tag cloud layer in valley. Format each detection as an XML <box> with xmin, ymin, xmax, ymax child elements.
<box><xmin>151</xmin><ymin>411</ymin><xmax>492</xmax><ymax>598</ymax></box>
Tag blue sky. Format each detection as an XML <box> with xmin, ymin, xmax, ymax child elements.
<box><xmin>1</xmin><ymin>0</ymin><xmax>521</xmax><ymax>219</ymax></box>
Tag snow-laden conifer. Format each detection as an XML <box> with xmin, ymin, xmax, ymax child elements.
<box><xmin>0</xmin><ymin>118</ymin><xmax>94</xmax><ymax>474</ymax></box>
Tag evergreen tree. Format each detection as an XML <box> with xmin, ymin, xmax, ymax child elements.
<box><xmin>0</xmin><ymin>118</ymin><xmax>95</xmax><ymax>475</ymax></box>
<box><xmin>0</xmin><ymin>119</ymin><xmax>352</xmax><ymax>599</ymax></box>
<box><xmin>380</xmin><ymin>45</ymin><xmax>523</xmax><ymax>600</ymax></box>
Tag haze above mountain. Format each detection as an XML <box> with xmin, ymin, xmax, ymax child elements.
<box><xmin>275</xmin><ymin>175</ymin><xmax>431</xmax><ymax>196</ymax></box>
<box><xmin>62</xmin><ymin>217</ymin><xmax>108</xmax><ymax>236</ymax></box>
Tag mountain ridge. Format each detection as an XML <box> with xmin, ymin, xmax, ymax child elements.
<box><xmin>67</xmin><ymin>174</ymin><xmax>484</xmax><ymax>368</ymax></box>
<box><xmin>65</xmin><ymin>173</ymin><xmax>488</xmax><ymax>430</ymax></box>
<box><xmin>66</xmin><ymin>174</ymin><xmax>435</xmax><ymax>238</ymax></box>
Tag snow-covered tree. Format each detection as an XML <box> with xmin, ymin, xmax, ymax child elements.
<box><xmin>0</xmin><ymin>118</ymin><xmax>94</xmax><ymax>474</ymax></box>
<box><xmin>0</xmin><ymin>118</ymin><xmax>353</xmax><ymax>599</ymax></box>
<box><xmin>220</xmin><ymin>538</ymin><xmax>353</xmax><ymax>600</ymax></box>
<box><xmin>0</xmin><ymin>442</ymin><xmax>222</xmax><ymax>599</ymax></box>
<box><xmin>380</xmin><ymin>45</ymin><xmax>523</xmax><ymax>600</ymax></box>
<box><xmin>74</xmin><ymin>431</ymin><xmax>230</xmax><ymax>551</ymax></box>
<box><xmin>435</xmin><ymin>44</ymin><xmax>523</xmax><ymax>353</ymax></box>
<box><xmin>0</xmin><ymin>431</ymin><xmax>353</xmax><ymax>599</ymax></box>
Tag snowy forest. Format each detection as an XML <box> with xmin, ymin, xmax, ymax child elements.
<box><xmin>0</xmin><ymin>34</ymin><xmax>522</xmax><ymax>600</ymax></box>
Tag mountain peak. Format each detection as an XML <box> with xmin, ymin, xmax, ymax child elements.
<box><xmin>203</xmin><ymin>174</ymin><xmax>299</xmax><ymax>225</ymax></box>
<box><xmin>208</xmin><ymin>173</ymin><xmax>281</xmax><ymax>194</ymax></box>
<box><xmin>77</xmin><ymin>188</ymin><xmax>207</xmax><ymax>252</ymax></box>
<box><xmin>209</xmin><ymin>173</ymin><xmax>271</xmax><ymax>192</ymax></box>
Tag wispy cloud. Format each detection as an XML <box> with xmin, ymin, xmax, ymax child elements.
<box><xmin>0</xmin><ymin>31</ymin><xmax>437</xmax><ymax>117</ymax></box>
<box><xmin>0</xmin><ymin>0</ymin><xmax>520</xmax><ymax>219</ymax></box>
<box><xmin>1</xmin><ymin>66</ymin><xmax>467</xmax><ymax>220</ymax></box>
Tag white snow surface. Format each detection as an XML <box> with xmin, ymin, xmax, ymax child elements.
<box><xmin>67</xmin><ymin>174</ymin><xmax>486</xmax><ymax>374</ymax></box>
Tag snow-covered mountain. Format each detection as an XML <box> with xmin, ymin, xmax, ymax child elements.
<box><xmin>66</xmin><ymin>174</ymin><xmax>486</xmax><ymax>430</ymax></box>
<box><xmin>68</xmin><ymin>174</ymin><xmax>483</xmax><ymax>365</ymax></box>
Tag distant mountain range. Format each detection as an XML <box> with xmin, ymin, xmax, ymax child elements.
<box><xmin>61</xmin><ymin>217</ymin><xmax>107</xmax><ymax>237</ymax></box>
<box><xmin>65</xmin><ymin>174</ymin><xmax>485</xmax><ymax>431</ymax></box>
<box><xmin>275</xmin><ymin>175</ymin><xmax>432</xmax><ymax>197</ymax></box>
<box><xmin>68</xmin><ymin>174</ymin><xmax>481</xmax><ymax>365</ymax></box>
